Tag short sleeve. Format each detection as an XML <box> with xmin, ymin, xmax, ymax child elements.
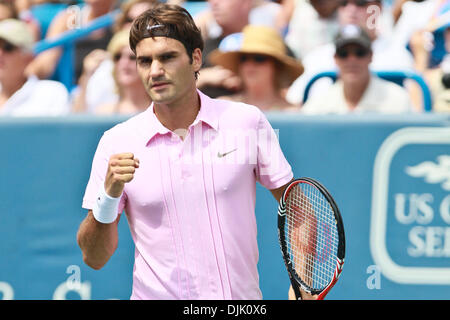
<box><xmin>254</xmin><ymin>111</ymin><xmax>293</xmax><ymax>189</ymax></box>
<box><xmin>82</xmin><ymin>132</ymin><xmax>127</xmax><ymax>214</ymax></box>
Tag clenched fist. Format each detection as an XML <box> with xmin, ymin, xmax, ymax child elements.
<box><xmin>104</xmin><ymin>153</ymin><xmax>140</xmax><ymax>198</ymax></box>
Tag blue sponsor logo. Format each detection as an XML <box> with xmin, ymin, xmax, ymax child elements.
<box><xmin>371</xmin><ymin>127</ymin><xmax>450</xmax><ymax>284</ymax></box>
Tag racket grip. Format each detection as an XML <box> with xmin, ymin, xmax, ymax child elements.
<box><xmin>290</xmin><ymin>279</ymin><xmax>302</xmax><ymax>300</ymax></box>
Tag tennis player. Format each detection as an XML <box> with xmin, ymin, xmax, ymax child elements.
<box><xmin>77</xmin><ymin>3</ymin><xmax>315</xmax><ymax>300</ymax></box>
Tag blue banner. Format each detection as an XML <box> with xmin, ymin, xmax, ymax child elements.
<box><xmin>0</xmin><ymin>114</ymin><xmax>448</xmax><ymax>300</ymax></box>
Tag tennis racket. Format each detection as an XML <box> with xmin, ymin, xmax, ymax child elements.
<box><xmin>277</xmin><ymin>178</ymin><xmax>345</xmax><ymax>300</ymax></box>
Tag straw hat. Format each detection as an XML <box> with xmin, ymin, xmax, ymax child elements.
<box><xmin>209</xmin><ymin>25</ymin><xmax>304</xmax><ymax>83</ymax></box>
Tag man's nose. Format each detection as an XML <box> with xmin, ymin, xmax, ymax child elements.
<box><xmin>149</xmin><ymin>60</ymin><xmax>164</xmax><ymax>78</ymax></box>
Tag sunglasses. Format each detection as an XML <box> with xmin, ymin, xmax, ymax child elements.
<box><xmin>335</xmin><ymin>47</ymin><xmax>370</xmax><ymax>59</ymax></box>
<box><xmin>0</xmin><ymin>40</ymin><xmax>18</xmax><ymax>53</ymax></box>
<box><xmin>239</xmin><ymin>54</ymin><xmax>270</xmax><ymax>63</ymax></box>
<box><xmin>113</xmin><ymin>52</ymin><xmax>137</xmax><ymax>62</ymax></box>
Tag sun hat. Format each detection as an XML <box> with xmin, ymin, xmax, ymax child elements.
<box><xmin>0</xmin><ymin>19</ymin><xmax>34</xmax><ymax>52</ymax></box>
<box><xmin>209</xmin><ymin>25</ymin><xmax>303</xmax><ymax>82</ymax></box>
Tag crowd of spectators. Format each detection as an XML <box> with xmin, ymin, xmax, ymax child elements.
<box><xmin>0</xmin><ymin>0</ymin><xmax>448</xmax><ymax>117</ymax></box>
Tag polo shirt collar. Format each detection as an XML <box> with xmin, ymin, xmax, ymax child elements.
<box><xmin>192</xmin><ymin>89</ymin><xmax>219</xmax><ymax>131</ymax></box>
<box><xmin>142</xmin><ymin>89</ymin><xmax>219</xmax><ymax>145</ymax></box>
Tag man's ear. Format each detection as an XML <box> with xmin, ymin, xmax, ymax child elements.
<box><xmin>192</xmin><ymin>48</ymin><xmax>203</xmax><ymax>72</ymax></box>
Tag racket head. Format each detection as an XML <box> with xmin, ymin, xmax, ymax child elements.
<box><xmin>278</xmin><ymin>177</ymin><xmax>345</xmax><ymax>298</ymax></box>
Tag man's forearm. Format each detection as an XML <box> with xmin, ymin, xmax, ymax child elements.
<box><xmin>77</xmin><ymin>210</ymin><xmax>119</xmax><ymax>270</ymax></box>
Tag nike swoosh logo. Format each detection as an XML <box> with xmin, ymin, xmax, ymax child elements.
<box><xmin>217</xmin><ymin>148</ymin><xmax>237</xmax><ymax>158</ymax></box>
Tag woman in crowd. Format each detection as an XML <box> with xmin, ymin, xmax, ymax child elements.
<box><xmin>94</xmin><ymin>28</ymin><xmax>151</xmax><ymax>115</ymax></box>
<box><xmin>209</xmin><ymin>24</ymin><xmax>303</xmax><ymax>111</ymax></box>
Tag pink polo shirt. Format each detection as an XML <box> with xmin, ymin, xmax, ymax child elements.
<box><xmin>82</xmin><ymin>90</ymin><xmax>293</xmax><ymax>299</ymax></box>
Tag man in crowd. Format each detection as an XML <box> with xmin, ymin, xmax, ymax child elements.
<box><xmin>286</xmin><ymin>0</ymin><xmax>416</xmax><ymax>109</ymax></box>
<box><xmin>0</xmin><ymin>19</ymin><xmax>69</xmax><ymax>116</ymax></box>
<box><xmin>302</xmin><ymin>24</ymin><xmax>413</xmax><ymax>114</ymax></box>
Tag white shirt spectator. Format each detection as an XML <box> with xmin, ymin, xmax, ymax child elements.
<box><xmin>391</xmin><ymin>0</ymin><xmax>439</xmax><ymax>49</ymax></box>
<box><xmin>284</xmin><ymin>0</ymin><xmax>339</xmax><ymax>60</ymax></box>
<box><xmin>201</xmin><ymin>0</ymin><xmax>282</xmax><ymax>40</ymax></box>
<box><xmin>84</xmin><ymin>58</ymin><xmax>118</xmax><ymax>113</ymax></box>
<box><xmin>301</xmin><ymin>75</ymin><xmax>413</xmax><ymax>114</ymax></box>
<box><xmin>250</xmin><ymin>0</ymin><xmax>282</xmax><ymax>29</ymax></box>
<box><xmin>286</xmin><ymin>34</ymin><xmax>416</xmax><ymax>105</ymax></box>
<box><xmin>0</xmin><ymin>76</ymin><xmax>69</xmax><ymax>116</ymax></box>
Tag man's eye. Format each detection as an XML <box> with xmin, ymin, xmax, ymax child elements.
<box><xmin>161</xmin><ymin>54</ymin><xmax>174</xmax><ymax>61</ymax></box>
<box><xmin>137</xmin><ymin>58</ymin><xmax>152</xmax><ymax>66</ymax></box>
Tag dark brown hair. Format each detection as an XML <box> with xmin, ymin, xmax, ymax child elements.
<box><xmin>129</xmin><ymin>3</ymin><xmax>204</xmax><ymax>62</ymax></box>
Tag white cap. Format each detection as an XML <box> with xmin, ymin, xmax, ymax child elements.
<box><xmin>0</xmin><ymin>19</ymin><xmax>34</xmax><ymax>52</ymax></box>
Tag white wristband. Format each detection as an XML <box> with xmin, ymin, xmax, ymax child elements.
<box><xmin>92</xmin><ymin>186</ymin><xmax>121</xmax><ymax>224</ymax></box>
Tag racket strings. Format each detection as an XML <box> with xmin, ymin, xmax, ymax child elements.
<box><xmin>285</xmin><ymin>183</ymin><xmax>338</xmax><ymax>290</ymax></box>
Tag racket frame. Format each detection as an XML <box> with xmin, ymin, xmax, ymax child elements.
<box><xmin>277</xmin><ymin>177</ymin><xmax>345</xmax><ymax>300</ymax></box>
